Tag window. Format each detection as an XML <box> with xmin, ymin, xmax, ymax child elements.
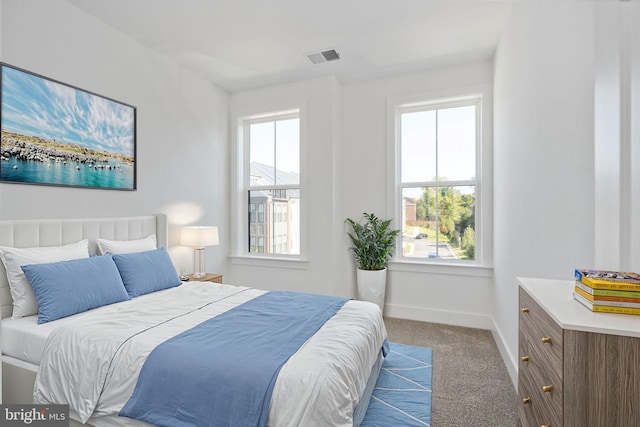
<box><xmin>396</xmin><ymin>97</ymin><xmax>480</xmax><ymax>263</ymax></box>
<box><xmin>257</xmin><ymin>203</ymin><xmax>265</xmax><ymax>223</ymax></box>
<box><xmin>243</xmin><ymin>110</ymin><xmax>300</xmax><ymax>257</ymax></box>
<box><xmin>249</xmin><ymin>203</ymin><xmax>256</xmax><ymax>223</ymax></box>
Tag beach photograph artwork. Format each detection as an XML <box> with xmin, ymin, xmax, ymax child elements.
<box><xmin>0</xmin><ymin>63</ymin><xmax>136</xmax><ymax>190</ymax></box>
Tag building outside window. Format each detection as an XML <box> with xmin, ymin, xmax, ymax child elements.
<box><xmin>396</xmin><ymin>97</ymin><xmax>480</xmax><ymax>262</ymax></box>
<box><xmin>244</xmin><ymin>110</ymin><xmax>300</xmax><ymax>256</ymax></box>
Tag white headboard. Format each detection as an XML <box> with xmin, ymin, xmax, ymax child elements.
<box><xmin>0</xmin><ymin>214</ymin><xmax>167</xmax><ymax>319</ymax></box>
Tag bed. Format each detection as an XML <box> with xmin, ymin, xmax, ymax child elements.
<box><xmin>0</xmin><ymin>214</ymin><xmax>388</xmax><ymax>427</ymax></box>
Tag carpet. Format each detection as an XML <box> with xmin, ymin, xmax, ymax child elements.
<box><xmin>361</xmin><ymin>342</ymin><xmax>433</xmax><ymax>427</ymax></box>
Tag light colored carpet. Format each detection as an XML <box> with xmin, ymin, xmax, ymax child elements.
<box><xmin>383</xmin><ymin>318</ymin><xmax>520</xmax><ymax>427</ymax></box>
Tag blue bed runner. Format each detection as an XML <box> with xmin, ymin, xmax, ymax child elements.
<box><xmin>119</xmin><ymin>291</ymin><xmax>349</xmax><ymax>427</ymax></box>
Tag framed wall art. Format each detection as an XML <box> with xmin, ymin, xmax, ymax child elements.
<box><xmin>0</xmin><ymin>63</ymin><xmax>136</xmax><ymax>190</ymax></box>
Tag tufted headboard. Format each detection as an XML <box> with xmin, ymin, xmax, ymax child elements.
<box><xmin>0</xmin><ymin>214</ymin><xmax>167</xmax><ymax>319</ymax></box>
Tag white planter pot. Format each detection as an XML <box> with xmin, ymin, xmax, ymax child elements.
<box><xmin>356</xmin><ymin>268</ymin><xmax>387</xmax><ymax>313</ymax></box>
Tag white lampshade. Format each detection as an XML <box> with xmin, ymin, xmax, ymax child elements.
<box><xmin>181</xmin><ymin>226</ymin><xmax>219</xmax><ymax>248</ymax></box>
<box><xmin>181</xmin><ymin>226</ymin><xmax>219</xmax><ymax>279</ymax></box>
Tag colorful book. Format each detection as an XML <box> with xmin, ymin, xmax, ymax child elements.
<box><xmin>573</xmin><ymin>291</ymin><xmax>640</xmax><ymax>315</ymax></box>
<box><xmin>574</xmin><ymin>280</ymin><xmax>640</xmax><ymax>298</ymax></box>
<box><xmin>575</xmin><ymin>269</ymin><xmax>640</xmax><ymax>291</ymax></box>
<box><xmin>574</xmin><ymin>286</ymin><xmax>640</xmax><ymax>308</ymax></box>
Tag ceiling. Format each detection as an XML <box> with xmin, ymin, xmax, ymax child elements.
<box><xmin>66</xmin><ymin>0</ymin><xmax>511</xmax><ymax>93</ymax></box>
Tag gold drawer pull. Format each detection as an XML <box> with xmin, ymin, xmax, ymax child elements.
<box><xmin>541</xmin><ymin>337</ymin><xmax>552</xmax><ymax>344</ymax></box>
<box><xmin>522</xmin><ymin>397</ymin><xmax>531</xmax><ymax>404</ymax></box>
<box><xmin>521</xmin><ymin>356</ymin><xmax>529</xmax><ymax>362</ymax></box>
<box><xmin>522</xmin><ymin>307</ymin><xmax>530</xmax><ymax>313</ymax></box>
<box><xmin>542</xmin><ymin>385</ymin><xmax>553</xmax><ymax>393</ymax></box>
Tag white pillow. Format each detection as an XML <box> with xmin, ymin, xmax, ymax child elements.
<box><xmin>0</xmin><ymin>239</ymin><xmax>90</xmax><ymax>319</ymax></box>
<box><xmin>96</xmin><ymin>235</ymin><xmax>157</xmax><ymax>255</ymax></box>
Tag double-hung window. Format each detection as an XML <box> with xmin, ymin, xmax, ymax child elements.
<box><xmin>242</xmin><ymin>110</ymin><xmax>300</xmax><ymax>256</ymax></box>
<box><xmin>395</xmin><ymin>96</ymin><xmax>481</xmax><ymax>263</ymax></box>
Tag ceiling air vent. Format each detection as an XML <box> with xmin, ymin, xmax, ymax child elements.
<box><xmin>306</xmin><ymin>49</ymin><xmax>341</xmax><ymax>64</ymax></box>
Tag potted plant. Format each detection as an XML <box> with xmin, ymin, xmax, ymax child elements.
<box><xmin>345</xmin><ymin>212</ymin><xmax>401</xmax><ymax>312</ymax></box>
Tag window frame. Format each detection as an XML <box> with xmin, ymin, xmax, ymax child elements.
<box><xmin>387</xmin><ymin>85</ymin><xmax>493</xmax><ymax>274</ymax></box>
<box><xmin>231</xmin><ymin>107</ymin><xmax>308</xmax><ymax>267</ymax></box>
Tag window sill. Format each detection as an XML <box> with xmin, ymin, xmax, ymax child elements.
<box><xmin>388</xmin><ymin>260</ymin><xmax>494</xmax><ymax>278</ymax></box>
<box><xmin>228</xmin><ymin>255</ymin><xmax>310</xmax><ymax>270</ymax></box>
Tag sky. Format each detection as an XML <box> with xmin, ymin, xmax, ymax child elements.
<box><xmin>249</xmin><ymin>117</ymin><xmax>300</xmax><ymax>184</ymax></box>
<box><xmin>401</xmin><ymin>104</ymin><xmax>476</xmax><ymax>198</ymax></box>
<box><xmin>401</xmin><ymin>105</ymin><xmax>476</xmax><ymax>183</ymax></box>
<box><xmin>1</xmin><ymin>65</ymin><xmax>135</xmax><ymax>157</ymax></box>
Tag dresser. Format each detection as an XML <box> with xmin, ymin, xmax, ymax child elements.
<box><xmin>518</xmin><ymin>277</ymin><xmax>640</xmax><ymax>427</ymax></box>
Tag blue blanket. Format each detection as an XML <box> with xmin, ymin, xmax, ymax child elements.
<box><xmin>119</xmin><ymin>291</ymin><xmax>349</xmax><ymax>427</ymax></box>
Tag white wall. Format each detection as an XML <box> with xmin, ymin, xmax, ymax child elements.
<box><xmin>0</xmin><ymin>0</ymin><xmax>229</xmax><ymax>274</ymax></box>
<box><xmin>341</xmin><ymin>63</ymin><xmax>495</xmax><ymax>328</ymax></box>
<box><xmin>592</xmin><ymin>1</ymin><xmax>640</xmax><ymax>277</ymax></box>
<box><xmin>493</xmin><ymin>1</ymin><xmax>596</xmax><ymax>383</ymax></box>
<box><xmin>227</xmin><ymin>64</ymin><xmax>497</xmax><ymax>326</ymax></box>
<box><xmin>227</xmin><ymin>76</ymin><xmax>344</xmax><ymax>296</ymax></box>
<box><xmin>593</xmin><ymin>2</ymin><xmax>634</xmax><ymax>271</ymax></box>
<box><xmin>633</xmin><ymin>3</ymin><xmax>640</xmax><ymax>272</ymax></box>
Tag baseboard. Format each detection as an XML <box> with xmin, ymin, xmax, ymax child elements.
<box><xmin>489</xmin><ymin>321</ymin><xmax>518</xmax><ymax>389</ymax></box>
<box><xmin>383</xmin><ymin>303</ymin><xmax>493</xmax><ymax>330</ymax></box>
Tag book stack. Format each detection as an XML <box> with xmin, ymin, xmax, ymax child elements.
<box><xmin>574</xmin><ymin>269</ymin><xmax>640</xmax><ymax>315</ymax></box>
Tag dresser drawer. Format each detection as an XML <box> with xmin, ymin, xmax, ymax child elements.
<box><xmin>519</xmin><ymin>286</ymin><xmax>564</xmax><ymax>427</ymax></box>
<box><xmin>520</xmin><ymin>352</ymin><xmax>563</xmax><ymax>427</ymax></box>
<box><xmin>528</xmin><ymin>358</ymin><xmax>563</xmax><ymax>427</ymax></box>
<box><xmin>518</xmin><ymin>367</ymin><xmax>537</xmax><ymax>427</ymax></box>
<box><xmin>520</xmin><ymin>287</ymin><xmax>563</xmax><ymax>374</ymax></box>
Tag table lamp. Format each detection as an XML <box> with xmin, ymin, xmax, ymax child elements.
<box><xmin>181</xmin><ymin>226</ymin><xmax>219</xmax><ymax>279</ymax></box>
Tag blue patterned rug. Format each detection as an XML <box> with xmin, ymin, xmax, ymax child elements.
<box><xmin>361</xmin><ymin>342</ymin><xmax>433</xmax><ymax>427</ymax></box>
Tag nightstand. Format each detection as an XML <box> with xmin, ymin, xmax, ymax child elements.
<box><xmin>187</xmin><ymin>273</ymin><xmax>222</xmax><ymax>283</ymax></box>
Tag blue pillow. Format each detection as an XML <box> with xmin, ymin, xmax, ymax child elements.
<box><xmin>21</xmin><ymin>254</ymin><xmax>130</xmax><ymax>324</ymax></box>
<box><xmin>112</xmin><ymin>248</ymin><xmax>181</xmax><ymax>298</ymax></box>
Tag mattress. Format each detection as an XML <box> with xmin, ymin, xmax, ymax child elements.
<box><xmin>1</xmin><ymin>284</ymin><xmax>184</xmax><ymax>366</ymax></box>
<box><xmin>2</xmin><ymin>314</ymin><xmax>68</xmax><ymax>365</ymax></box>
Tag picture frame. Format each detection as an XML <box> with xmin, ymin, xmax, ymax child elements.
<box><xmin>0</xmin><ymin>63</ymin><xmax>136</xmax><ymax>190</ymax></box>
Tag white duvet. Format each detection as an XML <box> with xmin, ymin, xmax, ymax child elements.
<box><xmin>33</xmin><ymin>282</ymin><xmax>387</xmax><ymax>427</ymax></box>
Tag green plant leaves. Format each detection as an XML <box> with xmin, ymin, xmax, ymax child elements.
<box><xmin>345</xmin><ymin>212</ymin><xmax>401</xmax><ymax>271</ymax></box>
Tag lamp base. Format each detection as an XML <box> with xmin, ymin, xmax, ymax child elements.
<box><xmin>193</xmin><ymin>247</ymin><xmax>207</xmax><ymax>280</ymax></box>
